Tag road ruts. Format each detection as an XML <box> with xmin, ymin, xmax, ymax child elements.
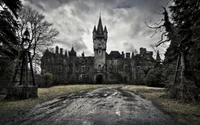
<box><xmin>0</xmin><ymin>86</ymin><xmax>180</xmax><ymax>125</ymax></box>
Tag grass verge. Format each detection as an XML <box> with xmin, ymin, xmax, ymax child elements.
<box><xmin>0</xmin><ymin>84</ymin><xmax>107</xmax><ymax>115</ymax></box>
<box><xmin>122</xmin><ymin>85</ymin><xmax>200</xmax><ymax>125</ymax></box>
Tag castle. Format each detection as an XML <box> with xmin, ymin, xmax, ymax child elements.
<box><xmin>41</xmin><ymin>16</ymin><xmax>160</xmax><ymax>84</ymax></box>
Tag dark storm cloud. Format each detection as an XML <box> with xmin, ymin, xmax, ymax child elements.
<box><xmin>25</xmin><ymin>0</ymin><xmax>72</xmax><ymax>9</ymax></box>
<box><xmin>71</xmin><ymin>38</ymin><xmax>88</xmax><ymax>52</ymax></box>
<box><xmin>117</xmin><ymin>0</ymin><xmax>168</xmax><ymax>10</ymax></box>
<box><xmin>57</xmin><ymin>37</ymin><xmax>88</xmax><ymax>53</ymax></box>
<box><xmin>23</xmin><ymin>0</ymin><xmax>171</xmax><ymax>57</ymax></box>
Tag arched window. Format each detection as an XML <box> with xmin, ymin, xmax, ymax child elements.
<box><xmin>81</xmin><ymin>66</ymin><xmax>85</xmax><ymax>72</ymax></box>
<box><xmin>87</xmin><ymin>66</ymin><xmax>90</xmax><ymax>72</ymax></box>
<box><xmin>98</xmin><ymin>49</ymin><xmax>101</xmax><ymax>54</ymax></box>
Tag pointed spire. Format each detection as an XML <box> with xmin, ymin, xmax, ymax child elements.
<box><xmin>96</xmin><ymin>14</ymin><xmax>103</xmax><ymax>34</ymax></box>
<box><xmin>93</xmin><ymin>25</ymin><xmax>96</xmax><ymax>33</ymax></box>
<box><xmin>156</xmin><ymin>50</ymin><xmax>161</xmax><ymax>62</ymax></box>
<box><xmin>69</xmin><ymin>46</ymin><xmax>76</xmax><ymax>57</ymax></box>
<box><xmin>71</xmin><ymin>46</ymin><xmax>75</xmax><ymax>52</ymax></box>
<box><xmin>104</xmin><ymin>26</ymin><xmax>107</xmax><ymax>33</ymax></box>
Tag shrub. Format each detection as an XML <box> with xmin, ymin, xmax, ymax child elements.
<box><xmin>42</xmin><ymin>72</ymin><xmax>53</xmax><ymax>87</ymax></box>
<box><xmin>145</xmin><ymin>68</ymin><xmax>164</xmax><ymax>87</ymax></box>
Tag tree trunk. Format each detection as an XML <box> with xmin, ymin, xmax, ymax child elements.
<box><xmin>180</xmin><ymin>52</ymin><xmax>198</xmax><ymax>102</ymax></box>
<box><xmin>180</xmin><ymin>52</ymin><xmax>185</xmax><ymax>101</ymax></box>
<box><xmin>169</xmin><ymin>53</ymin><xmax>181</xmax><ymax>99</ymax></box>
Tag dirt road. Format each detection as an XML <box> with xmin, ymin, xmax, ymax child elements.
<box><xmin>0</xmin><ymin>86</ymin><xmax>180</xmax><ymax>125</ymax></box>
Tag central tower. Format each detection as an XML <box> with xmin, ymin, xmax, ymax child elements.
<box><xmin>93</xmin><ymin>15</ymin><xmax>108</xmax><ymax>71</ymax></box>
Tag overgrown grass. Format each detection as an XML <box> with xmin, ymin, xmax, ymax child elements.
<box><xmin>122</xmin><ymin>85</ymin><xmax>200</xmax><ymax>125</ymax></box>
<box><xmin>0</xmin><ymin>84</ymin><xmax>107</xmax><ymax>115</ymax></box>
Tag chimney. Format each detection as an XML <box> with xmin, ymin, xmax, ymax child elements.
<box><xmin>126</xmin><ymin>52</ymin><xmax>130</xmax><ymax>59</ymax></box>
<box><xmin>131</xmin><ymin>51</ymin><xmax>134</xmax><ymax>59</ymax></box>
<box><xmin>60</xmin><ymin>48</ymin><xmax>63</xmax><ymax>55</ymax></box>
<box><xmin>65</xmin><ymin>50</ymin><xmax>68</xmax><ymax>57</ymax></box>
<box><xmin>56</xmin><ymin>46</ymin><xmax>59</xmax><ymax>54</ymax></box>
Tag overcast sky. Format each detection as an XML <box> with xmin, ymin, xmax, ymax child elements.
<box><xmin>22</xmin><ymin>0</ymin><xmax>170</xmax><ymax>58</ymax></box>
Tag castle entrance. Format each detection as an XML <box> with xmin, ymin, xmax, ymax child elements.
<box><xmin>96</xmin><ymin>75</ymin><xmax>103</xmax><ymax>84</ymax></box>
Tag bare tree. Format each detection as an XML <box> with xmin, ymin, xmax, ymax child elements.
<box><xmin>17</xmin><ymin>5</ymin><xmax>59</xmax><ymax>62</ymax></box>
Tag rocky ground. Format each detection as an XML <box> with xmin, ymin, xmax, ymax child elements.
<box><xmin>0</xmin><ymin>86</ymin><xmax>180</xmax><ymax>125</ymax></box>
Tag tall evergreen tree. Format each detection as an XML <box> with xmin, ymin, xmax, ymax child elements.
<box><xmin>168</xmin><ymin>0</ymin><xmax>200</xmax><ymax>101</ymax></box>
<box><xmin>0</xmin><ymin>0</ymin><xmax>22</xmax><ymax>89</ymax></box>
<box><xmin>0</xmin><ymin>0</ymin><xmax>22</xmax><ymax>59</ymax></box>
<box><xmin>150</xmin><ymin>0</ymin><xmax>200</xmax><ymax>101</ymax></box>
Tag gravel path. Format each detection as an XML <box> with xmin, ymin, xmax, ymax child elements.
<box><xmin>0</xmin><ymin>86</ymin><xmax>180</xmax><ymax>125</ymax></box>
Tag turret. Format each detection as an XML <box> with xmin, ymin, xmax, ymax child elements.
<box><xmin>56</xmin><ymin>46</ymin><xmax>59</xmax><ymax>54</ymax></box>
<box><xmin>60</xmin><ymin>48</ymin><xmax>63</xmax><ymax>55</ymax></box>
<box><xmin>131</xmin><ymin>51</ymin><xmax>134</xmax><ymax>59</ymax></box>
<box><xmin>93</xmin><ymin>26</ymin><xmax>96</xmax><ymax>39</ymax></box>
<box><xmin>69</xmin><ymin>47</ymin><xmax>77</xmax><ymax>57</ymax></box>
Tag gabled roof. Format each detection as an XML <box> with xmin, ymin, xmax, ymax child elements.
<box><xmin>108</xmin><ymin>51</ymin><xmax>122</xmax><ymax>59</ymax></box>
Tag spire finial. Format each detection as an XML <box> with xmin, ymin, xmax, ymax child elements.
<box><xmin>97</xmin><ymin>13</ymin><xmax>103</xmax><ymax>34</ymax></box>
<box><xmin>71</xmin><ymin>44</ymin><xmax>74</xmax><ymax>51</ymax></box>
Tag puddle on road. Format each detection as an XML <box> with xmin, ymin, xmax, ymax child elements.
<box><xmin>116</xmin><ymin>110</ymin><xmax>121</xmax><ymax>116</ymax></box>
<box><xmin>83</xmin><ymin>120</ymin><xmax>93</xmax><ymax>125</ymax></box>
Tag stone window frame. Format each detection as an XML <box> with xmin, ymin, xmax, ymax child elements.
<box><xmin>98</xmin><ymin>49</ymin><xmax>102</xmax><ymax>54</ymax></box>
<box><xmin>57</xmin><ymin>65</ymin><xmax>62</xmax><ymax>72</ymax></box>
<box><xmin>81</xmin><ymin>66</ymin><xmax>85</xmax><ymax>72</ymax></box>
<box><xmin>98</xmin><ymin>65</ymin><xmax>101</xmax><ymax>70</ymax></box>
<box><xmin>87</xmin><ymin>66</ymin><xmax>90</xmax><ymax>72</ymax></box>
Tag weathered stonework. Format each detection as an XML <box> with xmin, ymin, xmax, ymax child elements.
<box><xmin>41</xmin><ymin>16</ymin><xmax>159</xmax><ymax>84</ymax></box>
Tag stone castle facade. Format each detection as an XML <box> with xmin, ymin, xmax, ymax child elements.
<box><xmin>41</xmin><ymin>16</ymin><xmax>160</xmax><ymax>84</ymax></box>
